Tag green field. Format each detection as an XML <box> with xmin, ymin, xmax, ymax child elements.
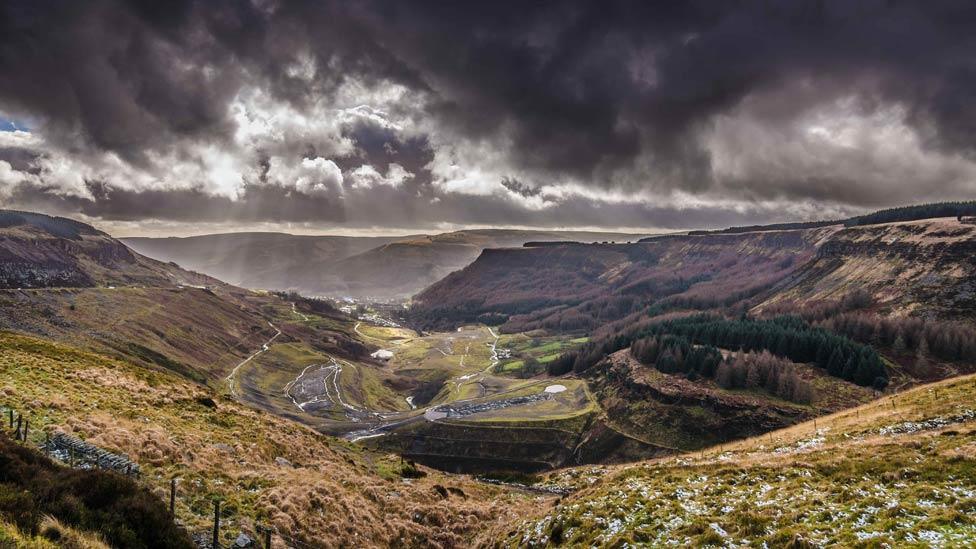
<box><xmin>493</xmin><ymin>333</ymin><xmax>587</xmax><ymax>376</ymax></box>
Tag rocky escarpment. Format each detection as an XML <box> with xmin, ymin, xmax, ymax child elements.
<box><xmin>0</xmin><ymin>257</ymin><xmax>94</xmax><ymax>288</ymax></box>
<box><xmin>0</xmin><ymin>235</ymin><xmax>139</xmax><ymax>288</ymax></box>
<box><xmin>759</xmin><ymin>219</ymin><xmax>976</xmax><ymax>320</ymax></box>
<box><xmin>410</xmin><ymin>228</ymin><xmax>827</xmax><ymax>332</ymax></box>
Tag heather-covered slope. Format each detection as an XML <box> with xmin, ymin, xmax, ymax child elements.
<box><xmin>0</xmin><ymin>211</ymin><xmax>367</xmax><ymax>388</ymax></box>
<box><xmin>412</xmin><ymin>218</ymin><xmax>976</xmax><ymax>332</ymax></box>
<box><xmin>0</xmin><ymin>429</ymin><xmax>191</xmax><ymax>548</ymax></box>
<box><xmin>411</xmin><ymin>228</ymin><xmax>830</xmax><ymax>332</ymax></box>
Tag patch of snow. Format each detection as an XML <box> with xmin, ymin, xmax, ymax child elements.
<box><xmin>545</xmin><ymin>384</ymin><xmax>567</xmax><ymax>394</ymax></box>
<box><xmin>879</xmin><ymin>409</ymin><xmax>976</xmax><ymax>436</ymax></box>
<box><xmin>709</xmin><ymin>523</ymin><xmax>729</xmax><ymax>538</ymax></box>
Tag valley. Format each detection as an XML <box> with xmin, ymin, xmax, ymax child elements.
<box><xmin>230</xmin><ymin>316</ymin><xmax>606</xmax><ymax>472</ymax></box>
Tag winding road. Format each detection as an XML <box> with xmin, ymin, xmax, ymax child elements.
<box><xmin>291</xmin><ymin>302</ymin><xmax>309</xmax><ymax>321</ymax></box>
<box><xmin>226</xmin><ymin>321</ymin><xmax>281</xmax><ymax>398</ymax></box>
<box><xmin>283</xmin><ymin>355</ymin><xmax>385</xmax><ymax>423</ymax></box>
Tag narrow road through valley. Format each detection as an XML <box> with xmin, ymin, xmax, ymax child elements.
<box><xmin>226</xmin><ymin>321</ymin><xmax>281</xmax><ymax>398</ymax></box>
<box><xmin>344</xmin><ymin>325</ymin><xmax>528</xmax><ymax>442</ymax></box>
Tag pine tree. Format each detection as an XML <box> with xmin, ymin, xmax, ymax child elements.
<box><xmin>914</xmin><ymin>336</ymin><xmax>931</xmax><ymax>377</ymax></box>
<box><xmin>917</xmin><ymin>336</ymin><xmax>929</xmax><ymax>360</ymax></box>
<box><xmin>826</xmin><ymin>348</ymin><xmax>844</xmax><ymax>377</ymax></box>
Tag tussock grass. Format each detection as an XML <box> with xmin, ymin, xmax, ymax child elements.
<box><xmin>497</xmin><ymin>374</ymin><xmax>976</xmax><ymax>547</ymax></box>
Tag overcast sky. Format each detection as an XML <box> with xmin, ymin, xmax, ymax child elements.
<box><xmin>1</xmin><ymin>1</ymin><xmax>975</xmax><ymax>236</ymax></box>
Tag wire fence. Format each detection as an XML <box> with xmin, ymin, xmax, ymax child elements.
<box><xmin>1</xmin><ymin>403</ymin><xmax>330</xmax><ymax>549</ymax></box>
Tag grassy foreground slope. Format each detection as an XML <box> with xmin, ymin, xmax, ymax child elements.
<box><xmin>494</xmin><ymin>374</ymin><xmax>976</xmax><ymax>547</ymax></box>
<box><xmin>0</xmin><ymin>332</ymin><xmax>535</xmax><ymax>548</ymax></box>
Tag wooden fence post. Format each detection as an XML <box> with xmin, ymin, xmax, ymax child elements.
<box><xmin>15</xmin><ymin>415</ymin><xmax>21</xmax><ymax>440</ymax></box>
<box><xmin>212</xmin><ymin>500</ymin><xmax>221</xmax><ymax>549</ymax></box>
<box><xmin>21</xmin><ymin>419</ymin><xmax>28</xmax><ymax>442</ymax></box>
<box><xmin>170</xmin><ymin>479</ymin><xmax>177</xmax><ymax>516</ymax></box>
<box><xmin>7</xmin><ymin>409</ymin><xmax>12</xmax><ymax>429</ymax></box>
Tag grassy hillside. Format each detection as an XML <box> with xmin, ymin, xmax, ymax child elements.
<box><xmin>586</xmin><ymin>349</ymin><xmax>877</xmax><ymax>453</ymax></box>
<box><xmin>0</xmin><ymin>286</ymin><xmax>282</xmax><ymax>384</ymax></box>
<box><xmin>0</xmin><ymin>331</ymin><xmax>536</xmax><ymax>547</ymax></box>
<box><xmin>495</xmin><ymin>373</ymin><xmax>976</xmax><ymax>547</ymax></box>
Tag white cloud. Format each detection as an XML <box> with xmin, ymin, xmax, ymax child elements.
<box><xmin>703</xmin><ymin>94</ymin><xmax>976</xmax><ymax>205</ymax></box>
<box><xmin>0</xmin><ymin>160</ymin><xmax>24</xmax><ymax>199</ymax></box>
<box><xmin>348</xmin><ymin>163</ymin><xmax>413</xmax><ymax>190</ymax></box>
<box><xmin>267</xmin><ymin>156</ymin><xmax>343</xmax><ymax>196</ymax></box>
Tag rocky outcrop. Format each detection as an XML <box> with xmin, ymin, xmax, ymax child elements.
<box><xmin>0</xmin><ymin>209</ymin><xmax>219</xmax><ymax>289</ymax></box>
<box><xmin>586</xmin><ymin>351</ymin><xmax>813</xmax><ymax>451</ymax></box>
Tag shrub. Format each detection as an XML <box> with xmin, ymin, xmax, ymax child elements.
<box><xmin>0</xmin><ymin>432</ymin><xmax>192</xmax><ymax>549</ymax></box>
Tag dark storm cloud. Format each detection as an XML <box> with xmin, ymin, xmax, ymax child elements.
<box><xmin>1</xmin><ymin>0</ymin><xmax>976</xmax><ymax>228</ymax></box>
<box><xmin>0</xmin><ymin>146</ymin><xmax>41</xmax><ymax>172</ymax></box>
<box><xmin>356</xmin><ymin>1</ymin><xmax>976</xmax><ymax>186</ymax></box>
<box><xmin>8</xmin><ymin>176</ymin><xmax>828</xmax><ymax>233</ymax></box>
<box><xmin>0</xmin><ymin>1</ymin><xmax>241</xmax><ymax>162</ymax></box>
<box><xmin>500</xmin><ymin>177</ymin><xmax>543</xmax><ymax>199</ymax></box>
<box><xmin>337</xmin><ymin>113</ymin><xmax>434</xmax><ymax>189</ymax></box>
<box><xmin>8</xmin><ymin>180</ymin><xmax>344</xmax><ymax>223</ymax></box>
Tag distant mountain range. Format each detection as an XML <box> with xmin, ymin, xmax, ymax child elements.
<box><xmin>124</xmin><ymin>229</ymin><xmax>647</xmax><ymax>299</ymax></box>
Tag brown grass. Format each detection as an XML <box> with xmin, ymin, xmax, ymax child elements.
<box><xmin>0</xmin><ymin>331</ymin><xmax>539</xmax><ymax>548</ymax></box>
